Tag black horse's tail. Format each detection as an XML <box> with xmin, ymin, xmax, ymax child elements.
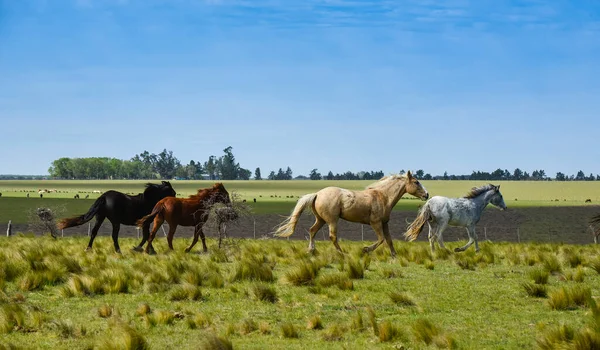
<box><xmin>57</xmin><ymin>196</ymin><xmax>106</xmax><ymax>229</ymax></box>
<box><xmin>136</xmin><ymin>203</ymin><xmax>163</xmax><ymax>228</ymax></box>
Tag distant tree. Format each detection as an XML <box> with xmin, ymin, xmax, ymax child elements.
<box><xmin>285</xmin><ymin>167</ymin><xmax>293</xmax><ymax>180</ymax></box>
<box><xmin>267</xmin><ymin>171</ymin><xmax>276</xmax><ymax>180</ymax></box>
<box><xmin>309</xmin><ymin>169</ymin><xmax>322</xmax><ymax>180</ymax></box>
<box><xmin>443</xmin><ymin>171</ymin><xmax>449</xmax><ymax>180</ymax></box>
<box><xmin>204</xmin><ymin>156</ymin><xmax>218</xmax><ymax>180</ymax></box>
<box><xmin>218</xmin><ymin>146</ymin><xmax>239</xmax><ymax>180</ymax></box>
<box><xmin>513</xmin><ymin>168</ymin><xmax>523</xmax><ymax>180</ymax></box>
<box><xmin>415</xmin><ymin>169</ymin><xmax>425</xmax><ymax>178</ymax></box>
<box><xmin>424</xmin><ymin>173</ymin><xmax>432</xmax><ymax>180</ymax></box>
<box><xmin>276</xmin><ymin>168</ymin><xmax>285</xmax><ymax>180</ymax></box>
<box><xmin>238</xmin><ymin>168</ymin><xmax>252</xmax><ymax>180</ymax></box>
<box><xmin>575</xmin><ymin>170</ymin><xmax>585</xmax><ymax>181</ymax></box>
<box><xmin>326</xmin><ymin>171</ymin><xmax>334</xmax><ymax>180</ymax></box>
<box><xmin>555</xmin><ymin>172</ymin><xmax>566</xmax><ymax>181</ymax></box>
<box><xmin>254</xmin><ymin>167</ymin><xmax>262</xmax><ymax>180</ymax></box>
<box><xmin>587</xmin><ymin>173</ymin><xmax>595</xmax><ymax>181</ymax></box>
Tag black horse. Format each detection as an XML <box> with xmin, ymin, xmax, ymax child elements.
<box><xmin>57</xmin><ymin>181</ymin><xmax>176</xmax><ymax>253</ymax></box>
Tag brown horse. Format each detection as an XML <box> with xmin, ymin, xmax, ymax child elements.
<box><xmin>134</xmin><ymin>183</ymin><xmax>233</xmax><ymax>254</ymax></box>
<box><xmin>274</xmin><ymin>171</ymin><xmax>429</xmax><ymax>257</ymax></box>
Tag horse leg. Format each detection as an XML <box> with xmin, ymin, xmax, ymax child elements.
<box><xmin>363</xmin><ymin>221</ymin><xmax>385</xmax><ymax>254</ymax></box>
<box><xmin>456</xmin><ymin>225</ymin><xmax>478</xmax><ymax>252</ymax></box>
<box><xmin>166</xmin><ymin>223</ymin><xmax>177</xmax><ymax>250</ymax></box>
<box><xmin>328</xmin><ymin>221</ymin><xmax>344</xmax><ymax>254</ymax></box>
<box><xmin>145</xmin><ymin>217</ymin><xmax>164</xmax><ymax>255</ymax></box>
<box><xmin>308</xmin><ymin>216</ymin><xmax>326</xmax><ymax>254</ymax></box>
<box><xmin>185</xmin><ymin>223</ymin><xmax>206</xmax><ymax>253</ymax></box>
<box><xmin>132</xmin><ymin>220</ymin><xmax>151</xmax><ymax>252</ymax></box>
<box><xmin>109</xmin><ymin>220</ymin><xmax>121</xmax><ymax>254</ymax></box>
<box><xmin>86</xmin><ymin>215</ymin><xmax>105</xmax><ymax>251</ymax></box>
<box><xmin>381</xmin><ymin>222</ymin><xmax>397</xmax><ymax>258</ymax></box>
<box><xmin>427</xmin><ymin>222</ymin><xmax>435</xmax><ymax>253</ymax></box>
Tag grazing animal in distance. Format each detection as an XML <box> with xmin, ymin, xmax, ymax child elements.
<box><xmin>134</xmin><ymin>183</ymin><xmax>234</xmax><ymax>255</ymax></box>
<box><xmin>405</xmin><ymin>184</ymin><xmax>507</xmax><ymax>253</ymax></box>
<box><xmin>585</xmin><ymin>199</ymin><xmax>592</xmax><ymax>203</ymax></box>
<box><xmin>274</xmin><ymin>171</ymin><xmax>429</xmax><ymax>258</ymax></box>
<box><xmin>57</xmin><ymin>181</ymin><xmax>176</xmax><ymax>253</ymax></box>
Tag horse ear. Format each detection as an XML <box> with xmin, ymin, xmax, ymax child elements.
<box><xmin>497</xmin><ymin>185</ymin><xmax>500</xmax><ymax>191</ymax></box>
<box><xmin>406</xmin><ymin>170</ymin><xmax>413</xmax><ymax>179</ymax></box>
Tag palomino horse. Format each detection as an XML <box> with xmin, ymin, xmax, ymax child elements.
<box><xmin>404</xmin><ymin>184</ymin><xmax>507</xmax><ymax>253</ymax></box>
<box><xmin>134</xmin><ymin>183</ymin><xmax>233</xmax><ymax>254</ymax></box>
<box><xmin>57</xmin><ymin>181</ymin><xmax>176</xmax><ymax>253</ymax></box>
<box><xmin>274</xmin><ymin>171</ymin><xmax>429</xmax><ymax>257</ymax></box>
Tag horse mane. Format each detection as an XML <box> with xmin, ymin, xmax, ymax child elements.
<box><xmin>464</xmin><ymin>184</ymin><xmax>496</xmax><ymax>199</ymax></box>
<box><xmin>188</xmin><ymin>183</ymin><xmax>224</xmax><ymax>201</ymax></box>
<box><xmin>366</xmin><ymin>174</ymin><xmax>406</xmax><ymax>189</ymax></box>
<box><xmin>143</xmin><ymin>181</ymin><xmax>171</xmax><ymax>194</ymax></box>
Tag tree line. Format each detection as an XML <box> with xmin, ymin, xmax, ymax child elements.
<box><xmin>45</xmin><ymin>146</ymin><xmax>600</xmax><ymax>181</ymax></box>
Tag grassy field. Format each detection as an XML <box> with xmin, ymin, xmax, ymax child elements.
<box><xmin>0</xmin><ymin>236</ymin><xmax>599</xmax><ymax>349</ymax></box>
<box><xmin>1</xmin><ymin>179</ymin><xmax>600</xmax><ymax>224</ymax></box>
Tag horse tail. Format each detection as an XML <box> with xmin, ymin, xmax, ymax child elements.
<box><xmin>274</xmin><ymin>193</ymin><xmax>318</xmax><ymax>238</ymax></box>
<box><xmin>404</xmin><ymin>203</ymin><xmax>432</xmax><ymax>242</ymax></box>
<box><xmin>57</xmin><ymin>196</ymin><xmax>106</xmax><ymax>230</ymax></box>
<box><xmin>136</xmin><ymin>203</ymin><xmax>163</xmax><ymax>228</ymax></box>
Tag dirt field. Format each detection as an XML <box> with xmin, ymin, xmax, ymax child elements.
<box><xmin>5</xmin><ymin>206</ymin><xmax>600</xmax><ymax>247</ymax></box>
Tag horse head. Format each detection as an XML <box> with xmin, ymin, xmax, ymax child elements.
<box><xmin>210</xmin><ymin>183</ymin><xmax>232</xmax><ymax>206</ymax></box>
<box><xmin>144</xmin><ymin>181</ymin><xmax>176</xmax><ymax>199</ymax></box>
<box><xmin>489</xmin><ymin>184</ymin><xmax>507</xmax><ymax>210</ymax></box>
<box><xmin>404</xmin><ymin>170</ymin><xmax>429</xmax><ymax>200</ymax></box>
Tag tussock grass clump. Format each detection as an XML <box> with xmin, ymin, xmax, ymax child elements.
<box><xmin>0</xmin><ymin>304</ymin><xmax>26</xmax><ymax>334</ymax></box>
<box><xmin>424</xmin><ymin>259</ymin><xmax>435</xmax><ymax>270</ymax></box>
<box><xmin>317</xmin><ymin>273</ymin><xmax>353</xmax><ymax>291</ymax></box>
<box><xmin>562</xmin><ymin>267</ymin><xmax>585</xmax><ymax>283</ymax></box>
<box><xmin>538</xmin><ymin>298</ymin><xmax>600</xmax><ymax>349</ymax></box>
<box><xmin>284</xmin><ymin>260</ymin><xmax>321</xmax><ymax>286</ymax></box>
<box><xmin>378</xmin><ymin>320</ymin><xmax>405</xmax><ymax>342</ymax></box>
<box><xmin>251</xmin><ymin>284</ymin><xmax>278</xmax><ymax>303</ymax></box>
<box><xmin>409</xmin><ymin>246</ymin><xmax>433</xmax><ymax>265</ymax></box>
<box><xmin>588</xmin><ymin>258</ymin><xmax>600</xmax><ymax>275</ymax></box>
<box><xmin>547</xmin><ymin>285</ymin><xmax>591</xmax><ymax>310</ymax></box>
<box><xmin>344</xmin><ymin>257</ymin><xmax>364</xmax><ymax>279</ymax></box>
<box><xmin>97</xmin><ymin>321</ymin><xmax>149</xmax><ymax>350</ymax></box>
<box><xmin>231</xmin><ymin>255</ymin><xmax>274</xmax><ymax>283</ymax></box>
<box><xmin>367</xmin><ymin>307</ymin><xmax>378</xmax><ymax>337</ymax></box>
<box><xmin>199</xmin><ymin>334</ymin><xmax>232</xmax><ymax>350</ymax></box>
<box><xmin>381</xmin><ymin>267</ymin><xmax>404</xmax><ymax>279</ymax></box>
<box><xmin>98</xmin><ymin>304</ymin><xmax>113</xmax><ymax>318</ymax></box>
<box><xmin>454</xmin><ymin>255</ymin><xmax>476</xmax><ymax>271</ymax></box>
<box><xmin>389</xmin><ymin>291</ymin><xmax>417</xmax><ymax>307</ymax></box>
<box><xmin>259</xmin><ymin>321</ymin><xmax>271</xmax><ymax>335</ymax></box>
<box><xmin>0</xmin><ymin>342</ymin><xmax>23</xmax><ymax>350</ymax></box>
<box><xmin>281</xmin><ymin>322</ymin><xmax>299</xmax><ymax>338</ymax></box>
<box><xmin>146</xmin><ymin>310</ymin><xmax>176</xmax><ymax>326</ymax></box>
<box><xmin>186</xmin><ymin>312</ymin><xmax>211</xmax><ymax>330</ymax></box>
<box><xmin>560</xmin><ymin>247</ymin><xmax>584</xmax><ymax>268</ymax></box>
<box><xmin>412</xmin><ymin>318</ymin><xmax>457</xmax><ymax>349</ymax></box>
<box><xmin>522</xmin><ymin>282</ymin><xmax>548</xmax><ymax>298</ymax></box>
<box><xmin>529</xmin><ymin>268</ymin><xmax>550</xmax><ymax>285</ymax></box>
<box><xmin>434</xmin><ymin>247</ymin><xmax>452</xmax><ymax>260</ymax></box>
<box><xmin>50</xmin><ymin>319</ymin><xmax>86</xmax><ymax>339</ymax></box>
<box><xmin>239</xmin><ymin>318</ymin><xmax>258</xmax><ymax>335</ymax></box>
<box><xmin>540</xmin><ymin>254</ymin><xmax>563</xmax><ymax>274</ymax></box>
<box><xmin>322</xmin><ymin>324</ymin><xmax>345</xmax><ymax>341</ymax></box>
<box><xmin>169</xmin><ymin>283</ymin><xmax>203</xmax><ymax>301</ymax></box>
<box><xmin>136</xmin><ymin>303</ymin><xmax>152</xmax><ymax>317</ymax></box>
<box><xmin>536</xmin><ymin>323</ymin><xmax>575</xmax><ymax>349</ymax></box>
<box><xmin>351</xmin><ymin>311</ymin><xmax>364</xmax><ymax>332</ymax></box>
<box><xmin>306</xmin><ymin>315</ymin><xmax>323</xmax><ymax>330</ymax></box>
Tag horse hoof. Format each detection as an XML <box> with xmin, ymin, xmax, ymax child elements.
<box><xmin>454</xmin><ymin>248</ymin><xmax>462</xmax><ymax>253</ymax></box>
<box><xmin>85</xmin><ymin>247</ymin><xmax>92</xmax><ymax>252</ymax></box>
<box><xmin>362</xmin><ymin>247</ymin><xmax>370</xmax><ymax>253</ymax></box>
<box><xmin>115</xmin><ymin>250</ymin><xmax>122</xmax><ymax>254</ymax></box>
<box><xmin>184</xmin><ymin>248</ymin><xmax>191</xmax><ymax>253</ymax></box>
<box><xmin>132</xmin><ymin>246</ymin><xmax>143</xmax><ymax>252</ymax></box>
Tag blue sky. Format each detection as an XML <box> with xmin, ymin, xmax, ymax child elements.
<box><xmin>1</xmin><ymin>0</ymin><xmax>599</xmax><ymax>177</ymax></box>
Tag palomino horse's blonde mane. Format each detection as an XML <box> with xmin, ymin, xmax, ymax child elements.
<box><xmin>366</xmin><ymin>174</ymin><xmax>407</xmax><ymax>190</ymax></box>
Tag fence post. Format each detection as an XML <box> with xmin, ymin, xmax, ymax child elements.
<box><xmin>88</xmin><ymin>222</ymin><xmax>91</xmax><ymax>237</ymax></box>
<box><xmin>361</xmin><ymin>225</ymin><xmax>364</xmax><ymax>241</ymax></box>
<box><xmin>161</xmin><ymin>226</ymin><xmax>167</xmax><ymax>237</ymax></box>
<box><xmin>516</xmin><ymin>228</ymin><xmax>520</xmax><ymax>243</ymax></box>
<box><xmin>136</xmin><ymin>227</ymin><xmax>140</xmax><ymax>239</ymax></box>
<box><xmin>6</xmin><ymin>220</ymin><xmax>11</xmax><ymax>237</ymax></box>
<box><xmin>484</xmin><ymin>226</ymin><xmax>487</xmax><ymax>240</ymax></box>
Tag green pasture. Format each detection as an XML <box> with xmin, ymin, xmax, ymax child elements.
<box><xmin>0</xmin><ymin>236</ymin><xmax>599</xmax><ymax>349</ymax></box>
<box><xmin>1</xmin><ymin>179</ymin><xmax>599</xmax><ymax>224</ymax></box>
<box><xmin>1</xmin><ymin>179</ymin><xmax>599</xmax><ymax>204</ymax></box>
